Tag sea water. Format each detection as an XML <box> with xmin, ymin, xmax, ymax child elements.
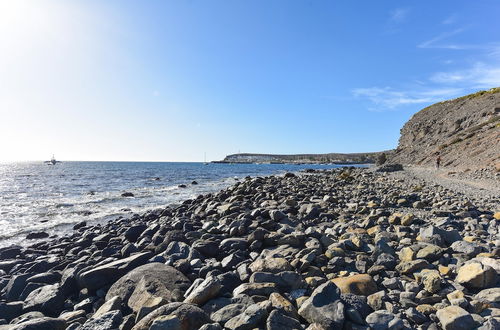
<box><xmin>0</xmin><ymin>161</ymin><xmax>358</xmax><ymax>247</ymax></box>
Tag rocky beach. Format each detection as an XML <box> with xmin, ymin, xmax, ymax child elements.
<box><xmin>0</xmin><ymin>165</ymin><xmax>498</xmax><ymax>330</ymax></box>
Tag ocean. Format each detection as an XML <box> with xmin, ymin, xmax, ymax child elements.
<box><xmin>0</xmin><ymin>161</ymin><xmax>356</xmax><ymax>248</ymax></box>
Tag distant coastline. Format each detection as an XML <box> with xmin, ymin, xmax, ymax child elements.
<box><xmin>213</xmin><ymin>151</ymin><xmax>391</xmax><ymax>165</ymax></box>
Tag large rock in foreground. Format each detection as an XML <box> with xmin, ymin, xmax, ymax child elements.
<box><xmin>298</xmin><ymin>281</ymin><xmax>345</xmax><ymax>329</ymax></box>
<box><xmin>105</xmin><ymin>262</ymin><xmax>191</xmax><ymax>307</ymax></box>
<box><xmin>78</xmin><ymin>252</ymin><xmax>153</xmax><ymax>291</ymax></box>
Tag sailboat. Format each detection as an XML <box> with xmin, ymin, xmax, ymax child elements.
<box><xmin>204</xmin><ymin>152</ymin><xmax>209</xmax><ymax>165</ymax></box>
<box><xmin>45</xmin><ymin>154</ymin><xmax>60</xmax><ymax>165</ymax></box>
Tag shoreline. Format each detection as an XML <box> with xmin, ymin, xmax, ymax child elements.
<box><xmin>0</xmin><ymin>166</ymin><xmax>498</xmax><ymax>329</ymax></box>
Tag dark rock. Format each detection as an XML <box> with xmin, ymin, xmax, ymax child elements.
<box><xmin>211</xmin><ymin>303</ymin><xmax>246</xmax><ymax>324</ymax></box>
<box><xmin>78</xmin><ymin>251</ymin><xmax>152</xmax><ymax>291</ymax></box>
<box><xmin>0</xmin><ymin>246</ymin><xmax>22</xmax><ymax>259</ymax></box>
<box><xmin>23</xmin><ymin>284</ymin><xmax>65</xmax><ymax>317</ymax></box>
<box><xmin>4</xmin><ymin>274</ymin><xmax>32</xmax><ymax>301</ymax></box>
<box><xmin>366</xmin><ymin>311</ymin><xmax>404</xmax><ymax>330</ymax></box>
<box><xmin>26</xmin><ymin>232</ymin><xmax>49</xmax><ymax>240</ymax></box>
<box><xmin>225</xmin><ymin>303</ymin><xmax>268</xmax><ymax>330</ymax></box>
<box><xmin>9</xmin><ymin>311</ymin><xmax>45</xmax><ymax>325</ymax></box>
<box><xmin>7</xmin><ymin>317</ymin><xmax>66</xmax><ymax>330</ymax></box>
<box><xmin>124</xmin><ymin>225</ymin><xmax>147</xmax><ymax>242</ymax></box>
<box><xmin>376</xmin><ymin>164</ymin><xmax>403</xmax><ymax>172</ymax></box>
<box><xmin>73</xmin><ymin>221</ymin><xmax>87</xmax><ymax>230</ymax></box>
<box><xmin>193</xmin><ymin>240</ymin><xmax>219</xmax><ymax>258</ymax></box>
<box><xmin>79</xmin><ymin>310</ymin><xmax>122</xmax><ymax>330</ymax></box>
<box><xmin>298</xmin><ymin>281</ymin><xmax>345</xmax><ymax>329</ymax></box>
<box><xmin>27</xmin><ymin>272</ymin><xmax>61</xmax><ymax>285</ymax></box>
<box><xmin>0</xmin><ymin>301</ymin><xmax>23</xmax><ymax>322</ymax></box>
<box><xmin>266</xmin><ymin>309</ymin><xmax>302</xmax><ymax>330</ymax></box>
<box><xmin>121</xmin><ymin>192</ymin><xmax>134</xmax><ymax>197</ymax></box>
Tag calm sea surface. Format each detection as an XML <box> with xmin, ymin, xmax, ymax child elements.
<box><xmin>0</xmin><ymin>161</ymin><xmax>358</xmax><ymax>247</ymax></box>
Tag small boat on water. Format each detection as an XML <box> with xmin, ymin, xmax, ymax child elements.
<box><xmin>45</xmin><ymin>155</ymin><xmax>60</xmax><ymax>165</ymax></box>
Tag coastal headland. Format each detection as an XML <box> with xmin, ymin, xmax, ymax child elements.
<box><xmin>213</xmin><ymin>152</ymin><xmax>390</xmax><ymax>165</ymax></box>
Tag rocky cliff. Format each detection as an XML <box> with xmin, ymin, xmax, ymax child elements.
<box><xmin>391</xmin><ymin>88</ymin><xmax>500</xmax><ymax>170</ymax></box>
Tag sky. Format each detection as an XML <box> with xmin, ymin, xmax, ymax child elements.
<box><xmin>1</xmin><ymin>0</ymin><xmax>499</xmax><ymax>162</ymax></box>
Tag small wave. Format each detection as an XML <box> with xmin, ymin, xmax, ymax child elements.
<box><xmin>55</xmin><ymin>203</ymin><xmax>75</xmax><ymax>208</ymax></box>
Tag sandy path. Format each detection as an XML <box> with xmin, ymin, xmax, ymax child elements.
<box><xmin>394</xmin><ymin>166</ymin><xmax>500</xmax><ymax>205</ymax></box>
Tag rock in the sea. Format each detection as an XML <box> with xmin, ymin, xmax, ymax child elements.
<box><xmin>121</xmin><ymin>192</ymin><xmax>134</xmax><ymax>197</ymax></box>
<box><xmin>331</xmin><ymin>274</ymin><xmax>377</xmax><ymax>296</ymax></box>
<box><xmin>298</xmin><ymin>281</ymin><xmax>344</xmax><ymax>329</ymax></box>
<box><xmin>436</xmin><ymin>306</ymin><xmax>474</xmax><ymax>330</ymax></box>
<box><xmin>26</xmin><ymin>231</ymin><xmax>49</xmax><ymax>240</ymax></box>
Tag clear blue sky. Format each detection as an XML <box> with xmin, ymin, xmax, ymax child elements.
<box><xmin>1</xmin><ymin>0</ymin><xmax>499</xmax><ymax>161</ymax></box>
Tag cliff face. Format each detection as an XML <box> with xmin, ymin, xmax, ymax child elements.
<box><xmin>391</xmin><ymin>88</ymin><xmax>500</xmax><ymax>170</ymax></box>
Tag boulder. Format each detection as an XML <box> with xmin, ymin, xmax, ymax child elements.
<box><xmin>105</xmin><ymin>262</ymin><xmax>190</xmax><ymax>304</ymax></box>
<box><xmin>23</xmin><ymin>284</ymin><xmax>65</xmax><ymax>317</ymax></box>
<box><xmin>233</xmin><ymin>283</ymin><xmax>277</xmax><ymax>297</ymax></box>
<box><xmin>225</xmin><ymin>303</ymin><xmax>268</xmax><ymax>330</ymax></box>
<box><xmin>79</xmin><ymin>310</ymin><xmax>123</xmax><ymax>330</ymax></box>
<box><xmin>128</xmin><ymin>276</ymin><xmax>172</xmax><ymax>320</ymax></box>
<box><xmin>92</xmin><ymin>296</ymin><xmax>122</xmax><ymax>319</ymax></box>
<box><xmin>0</xmin><ymin>302</ymin><xmax>23</xmax><ymax>322</ymax></box>
<box><xmin>450</xmin><ymin>241</ymin><xmax>482</xmax><ymax>257</ymax></box>
<box><xmin>297</xmin><ymin>281</ymin><xmax>345</xmax><ymax>329</ymax></box>
<box><xmin>456</xmin><ymin>262</ymin><xmax>497</xmax><ymax>289</ymax></box>
<box><xmin>184</xmin><ymin>276</ymin><xmax>221</xmax><ymax>305</ymax></box>
<box><xmin>8</xmin><ymin>317</ymin><xmax>66</xmax><ymax>330</ymax></box>
<box><xmin>249</xmin><ymin>258</ymin><xmax>292</xmax><ymax>274</ymax></box>
<box><xmin>26</xmin><ymin>231</ymin><xmax>49</xmax><ymax>240</ymax></box>
<box><xmin>266</xmin><ymin>310</ymin><xmax>302</xmax><ymax>330</ymax></box>
<box><xmin>474</xmin><ymin>287</ymin><xmax>500</xmax><ymax>303</ymax></box>
<box><xmin>211</xmin><ymin>303</ymin><xmax>246</xmax><ymax>324</ymax></box>
<box><xmin>365</xmin><ymin>310</ymin><xmax>404</xmax><ymax>330</ymax></box>
<box><xmin>436</xmin><ymin>306</ymin><xmax>474</xmax><ymax>330</ymax></box>
<box><xmin>131</xmin><ymin>302</ymin><xmax>210</xmax><ymax>330</ymax></box>
<box><xmin>78</xmin><ymin>251</ymin><xmax>153</xmax><ymax>291</ymax></box>
<box><xmin>331</xmin><ymin>274</ymin><xmax>377</xmax><ymax>296</ymax></box>
<box><xmin>9</xmin><ymin>311</ymin><xmax>45</xmax><ymax>325</ymax></box>
<box><xmin>4</xmin><ymin>274</ymin><xmax>32</xmax><ymax>301</ymax></box>
<box><xmin>124</xmin><ymin>225</ymin><xmax>147</xmax><ymax>242</ymax></box>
